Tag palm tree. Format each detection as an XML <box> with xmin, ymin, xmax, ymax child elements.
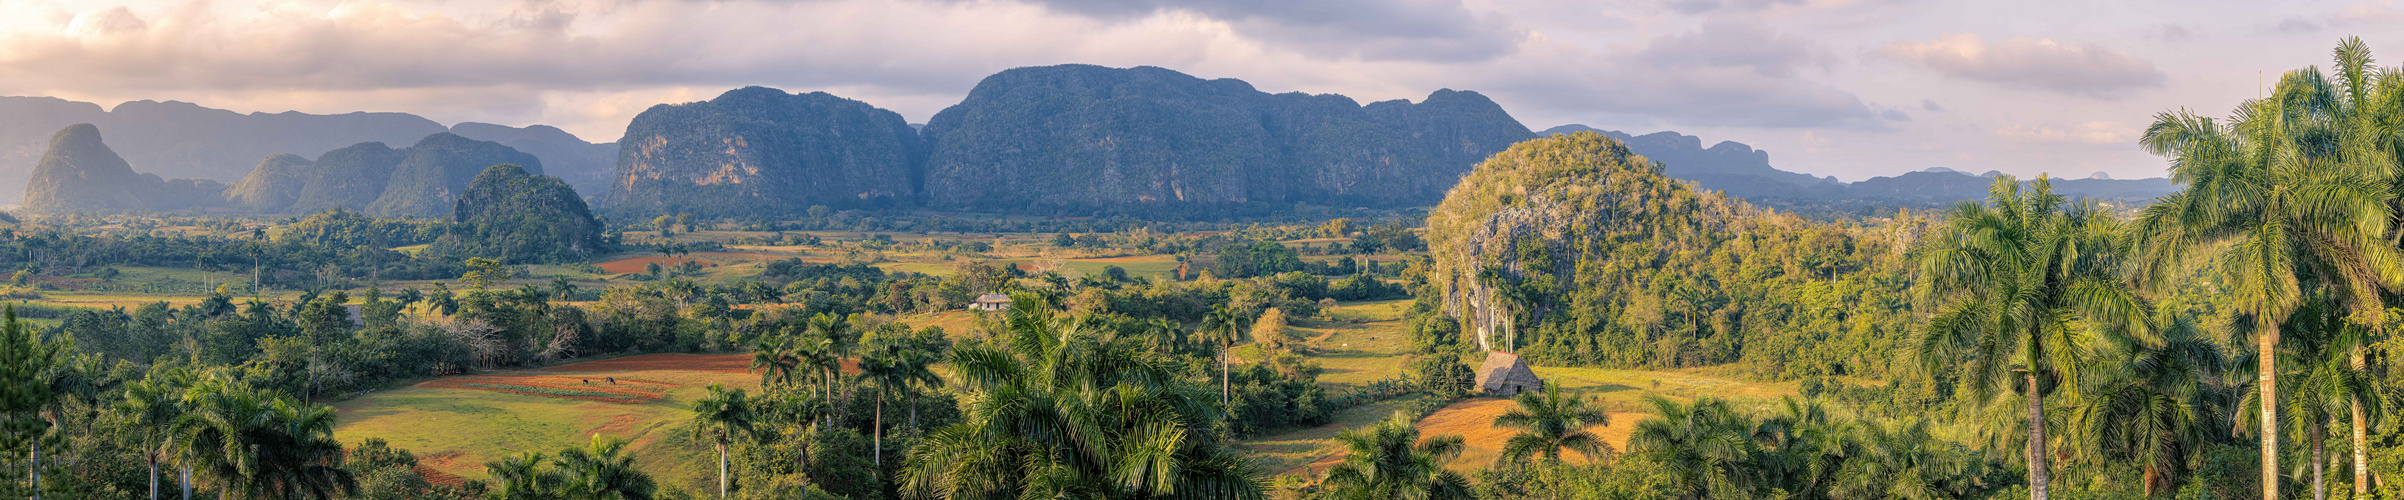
<box><xmin>1752</xmin><ymin>397</ymin><xmax>1848</xmax><ymax>496</ymax></box>
<box><xmin>396</xmin><ymin>287</ymin><xmax>423</xmax><ymax>312</ymax></box>
<box><xmin>791</xmin><ymin>335</ymin><xmax>840</xmax><ymax>423</ymax></box>
<box><xmin>175</xmin><ymin>374</ymin><xmax>357</xmax><ymax>499</ymax></box>
<box><xmin>1915</xmin><ymin>176</ymin><xmax>2148</xmax><ymax>500</ymax></box>
<box><xmin>485</xmin><ymin>451</ymin><xmax>560</xmax><ymax>500</ymax></box>
<box><xmin>860</xmin><ymin>343</ymin><xmax>941</xmax><ymax>477</ymax></box>
<box><xmin>2134</xmin><ymin>61</ymin><xmax>2404</xmax><ymax>500</ymax></box>
<box><xmin>750</xmin><ymin>336</ymin><xmax>799</xmax><ymax>389</ymax></box>
<box><xmin>806</xmin><ymin>312</ymin><xmax>857</xmax><ymax>358</ymax></box>
<box><xmin>690</xmin><ymin>385</ymin><xmax>755</xmax><ymax>498</ymax></box>
<box><xmin>1491</xmin><ymin>385</ymin><xmax>1612</xmax><ymax>463</ymax></box>
<box><xmin>1627</xmin><ymin>396</ymin><xmax>1758</xmax><ymax>499</ymax></box>
<box><xmin>1829</xmin><ymin>418</ymin><xmax>1993</xmax><ymax>500</ymax></box>
<box><xmin>2070</xmin><ymin>315</ymin><xmax>2233</xmax><ymax>496</ymax></box>
<box><xmin>2328</xmin><ymin>38</ymin><xmax>2404</xmax><ymax>498</ymax></box>
<box><xmin>805</xmin><ymin>313</ymin><xmax>856</xmax><ymax>407</ymax></box>
<box><xmin>114</xmin><ymin>370</ymin><xmax>190</xmax><ymax>500</ymax></box>
<box><xmin>553</xmin><ymin>435</ymin><xmax>657</xmax><ymax>500</ymax></box>
<box><xmin>901</xmin><ymin>294</ymin><xmax>1263</xmax><ymax>499</ymax></box>
<box><xmin>1322</xmin><ymin>412</ymin><xmax>1472</xmax><ymax>500</ymax></box>
<box><xmin>2270</xmin><ymin>299</ymin><xmax>2380</xmax><ymax>500</ymax></box>
<box><xmin>1131</xmin><ymin>317</ymin><xmax>1185</xmax><ymax>353</ymax></box>
<box><xmin>551</xmin><ymin>276</ymin><xmax>578</xmax><ymax>301</ymax></box>
<box><xmin>1196</xmin><ymin>304</ymin><xmax>1251</xmax><ymax>406</ymax></box>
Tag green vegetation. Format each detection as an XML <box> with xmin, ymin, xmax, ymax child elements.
<box><xmin>1914</xmin><ymin>178</ymin><xmax>2145</xmax><ymax>499</ymax></box>
<box><xmin>1318</xmin><ymin>412</ymin><xmax>1471</xmax><ymax>500</ymax></box>
<box><xmin>1427</xmin><ymin>130</ymin><xmax>1919</xmax><ymax>381</ymax></box>
<box><xmin>903</xmin><ymin>296</ymin><xmax>1261</xmax><ymax>499</ymax></box>
<box><xmin>438</xmin><ymin>164</ymin><xmax>608</xmax><ymax>264</ymax></box>
<box><xmin>26</xmin><ymin>36</ymin><xmax>2404</xmax><ymax>500</ymax></box>
<box><xmin>1490</xmin><ymin>386</ymin><xmax>1610</xmax><ymax>463</ymax></box>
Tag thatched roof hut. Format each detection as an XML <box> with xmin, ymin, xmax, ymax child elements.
<box><xmin>1474</xmin><ymin>351</ymin><xmax>1543</xmax><ymax>396</ymax></box>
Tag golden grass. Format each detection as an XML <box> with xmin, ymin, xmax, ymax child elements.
<box><xmin>332</xmin><ymin>354</ymin><xmax>759</xmax><ymax>493</ymax></box>
<box><xmin>1244</xmin><ymin>362</ymin><xmax>1799</xmax><ymax>481</ymax></box>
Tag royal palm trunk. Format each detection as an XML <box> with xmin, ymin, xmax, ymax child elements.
<box><xmin>2262</xmin><ymin>326</ymin><xmax>2283</xmax><ymax>500</ymax></box>
<box><xmin>2355</xmin><ymin>348</ymin><xmax>2370</xmax><ymax>499</ymax></box>
<box><xmin>2027</xmin><ymin>372</ymin><xmax>2050</xmax><ymax>500</ymax></box>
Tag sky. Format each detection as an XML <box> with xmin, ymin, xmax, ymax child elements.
<box><xmin>0</xmin><ymin>0</ymin><xmax>2394</xmax><ymax>181</ymax></box>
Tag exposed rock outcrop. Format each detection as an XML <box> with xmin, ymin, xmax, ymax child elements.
<box><xmin>607</xmin><ymin>87</ymin><xmax>921</xmax><ymax>217</ymax></box>
<box><xmin>21</xmin><ymin>124</ymin><xmax>226</xmax><ymax>213</ymax></box>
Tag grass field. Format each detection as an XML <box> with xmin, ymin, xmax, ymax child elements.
<box><xmin>1243</xmin><ymin>365</ymin><xmax>1798</xmax><ymax>480</ymax></box>
<box><xmin>1288</xmin><ymin>299</ymin><xmax>1413</xmax><ymax>388</ymax></box>
<box><xmin>1238</xmin><ymin>299</ymin><xmax>1802</xmax><ymax>482</ymax></box>
<box><xmin>332</xmin><ymin>354</ymin><xmax>759</xmax><ymax>493</ymax></box>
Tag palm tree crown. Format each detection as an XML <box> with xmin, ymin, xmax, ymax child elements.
<box><xmin>2133</xmin><ymin>53</ymin><xmax>2404</xmax><ymax>499</ymax></box>
<box><xmin>1491</xmin><ymin>385</ymin><xmax>1612</xmax><ymax>463</ymax></box>
<box><xmin>1914</xmin><ymin>175</ymin><xmax>2147</xmax><ymax>500</ymax></box>
<box><xmin>902</xmin><ymin>294</ymin><xmax>1263</xmax><ymax>499</ymax></box>
<box><xmin>1321</xmin><ymin>412</ymin><xmax>1472</xmax><ymax>500</ymax></box>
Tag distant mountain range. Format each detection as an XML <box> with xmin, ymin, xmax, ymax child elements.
<box><xmin>612</xmin><ymin>65</ymin><xmax>1535</xmax><ymax>217</ymax></box>
<box><xmin>0</xmin><ymin>97</ymin><xmax>616</xmax><ymax>205</ymax></box>
<box><xmin>22</xmin><ymin>124</ymin><xmax>558</xmax><ymax>217</ymax></box>
<box><xmin>1534</xmin><ymin>125</ymin><xmax>2177</xmax><ymax>214</ymax></box>
<box><xmin>3</xmin><ymin>64</ymin><xmax>2179</xmax><ymax>218</ymax></box>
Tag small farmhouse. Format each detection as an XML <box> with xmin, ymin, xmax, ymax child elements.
<box><xmin>970</xmin><ymin>293</ymin><xmax>1011</xmax><ymax>311</ymax></box>
<box><xmin>1474</xmin><ymin>351</ymin><xmax>1543</xmax><ymax>397</ymax></box>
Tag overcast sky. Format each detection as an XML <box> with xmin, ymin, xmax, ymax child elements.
<box><xmin>1</xmin><ymin>0</ymin><xmax>2394</xmax><ymax>181</ymax></box>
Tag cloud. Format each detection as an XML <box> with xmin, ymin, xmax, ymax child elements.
<box><xmin>2336</xmin><ymin>2</ymin><xmax>2404</xmax><ymax>24</ymax></box>
<box><xmin>1493</xmin><ymin>23</ymin><xmax>1881</xmax><ymax>130</ymax></box>
<box><xmin>996</xmin><ymin>0</ymin><xmax>1522</xmax><ymax>62</ymax></box>
<box><xmin>1634</xmin><ymin>19</ymin><xmax>1833</xmax><ymax>77</ymax></box>
<box><xmin>1997</xmin><ymin>121</ymin><xmax>2131</xmax><ymax>146</ymax></box>
<box><xmin>0</xmin><ymin>0</ymin><xmax>1264</xmax><ymax>137</ymax></box>
<box><xmin>1661</xmin><ymin>0</ymin><xmax>1805</xmax><ymax>15</ymax></box>
<box><xmin>2145</xmin><ymin>23</ymin><xmax>2194</xmax><ymax>42</ymax></box>
<box><xmin>2261</xmin><ymin>4</ymin><xmax>2404</xmax><ymax>35</ymax></box>
<box><xmin>1877</xmin><ymin>33</ymin><xmax>2166</xmax><ymax>99</ymax></box>
<box><xmin>2272</xmin><ymin>17</ymin><xmax>2323</xmax><ymax>33</ymax></box>
<box><xmin>1920</xmin><ymin>99</ymin><xmax>1943</xmax><ymax>112</ymax></box>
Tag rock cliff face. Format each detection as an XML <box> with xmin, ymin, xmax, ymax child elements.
<box><xmin>368</xmin><ymin>133</ymin><xmax>545</xmax><ymax>217</ymax></box>
<box><xmin>20</xmin><ymin>124</ymin><xmax>227</xmax><ymax>212</ymax></box>
<box><xmin>1425</xmin><ymin>132</ymin><xmax>1747</xmax><ymax>350</ymax></box>
<box><xmin>228</xmin><ymin>133</ymin><xmax>545</xmax><ymax>217</ymax></box>
<box><xmin>918</xmin><ymin>65</ymin><xmax>1534</xmax><ymax>212</ymax></box>
<box><xmin>225</xmin><ymin>154</ymin><xmax>313</xmax><ymax>212</ymax></box>
<box><xmin>287</xmin><ymin>142</ymin><xmax>407</xmax><ymax>214</ymax></box>
<box><xmin>607</xmin><ymin>87</ymin><xmax>921</xmax><ymax>217</ymax></box>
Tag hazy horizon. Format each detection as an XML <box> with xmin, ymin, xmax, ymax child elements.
<box><xmin>3</xmin><ymin>0</ymin><xmax>2393</xmax><ymax>182</ymax></box>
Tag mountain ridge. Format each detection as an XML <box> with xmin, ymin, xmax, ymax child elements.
<box><xmin>20</xmin><ymin>124</ymin><xmax>227</xmax><ymax>213</ymax></box>
<box><xmin>0</xmin><ymin>96</ymin><xmax>614</xmax><ymax>205</ymax></box>
<box><xmin>1536</xmin><ymin>124</ymin><xmax>2179</xmax><ymax>212</ymax></box>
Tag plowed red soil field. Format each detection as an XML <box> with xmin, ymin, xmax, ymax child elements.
<box><xmin>542</xmin><ymin>353</ymin><xmax>754</xmax><ymax>373</ymax></box>
<box><xmin>417</xmin><ymin>375</ymin><xmax>669</xmax><ymax>404</ymax></box>
<box><xmin>542</xmin><ymin>353</ymin><xmax>860</xmax><ymax>374</ymax></box>
<box><xmin>594</xmin><ymin>252</ymin><xmax>784</xmax><ymax>274</ymax></box>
